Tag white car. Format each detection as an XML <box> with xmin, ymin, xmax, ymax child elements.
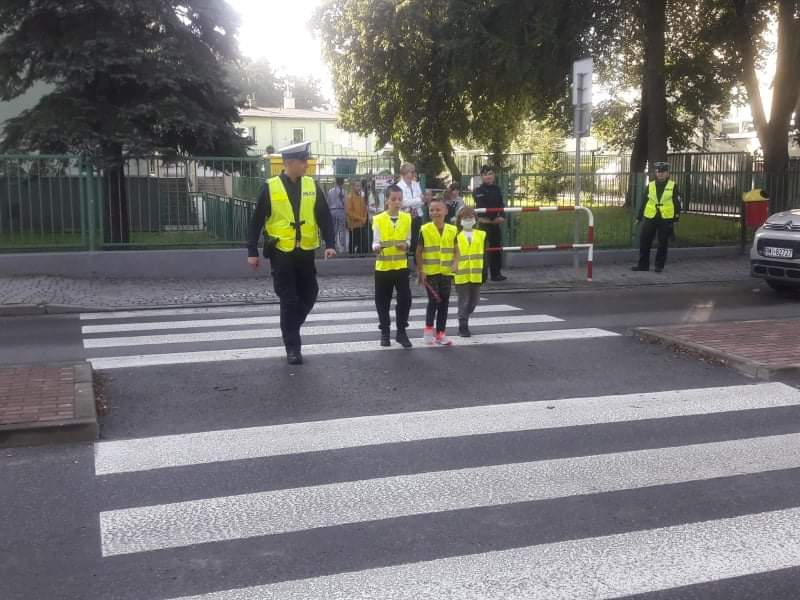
<box><xmin>751</xmin><ymin>208</ymin><xmax>800</xmax><ymax>291</ymax></box>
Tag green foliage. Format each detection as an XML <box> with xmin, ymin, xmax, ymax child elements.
<box><xmin>228</xmin><ymin>59</ymin><xmax>328</xmax><ymax>109</ymax></box>
<box><xmin>315</xmin><ymin>0</ymin><xmax>606</xmax><ymax>180</ymax></box>
<box><xmin>0</xmin><ymin>0</ymin><xmax>249</xmax><ymax>162</ymax></box>
<box><xmin>512</xmin><ymin>122</ymin><xmax>569</xmax><ymax>202</ymax></box>
<box><xmin>592</xmin><ymin>0</ymin><xmax>744</xmax><ymax>152</ymax></box>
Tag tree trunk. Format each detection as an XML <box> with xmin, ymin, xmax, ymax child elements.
<box><xmin>440</xmin><ymin>139</ymin><xmax>462</xmax><ymax>184</ymax></box>
<box><xmin>626</xmin><ymin>80</ymin><xmax>649</xmax><ymax>208</ymax></box>
<box><xmin>102</xmin><ymin>143</ymin><xmax>130</xmax><ymax>244</ymax></box>
<box><xmin>641</xmin><ymin>0</ymin><xmax>667</xmax><ymax>171</ymax></box>
<box><xmin>734</xmin><ymin>0</ymin><xmax>800</xmax><ymax>212</ymax></box>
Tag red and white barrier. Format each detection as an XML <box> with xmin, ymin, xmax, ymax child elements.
<box><xmin>474</xmin><ymin>206</ymin><xmax>595</xmax><ymax>281</ymax></box>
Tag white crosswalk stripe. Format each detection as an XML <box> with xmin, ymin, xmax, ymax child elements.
<box><xmin>92</xmin><ymin>381</ymin><xmax>800</xmax><ymax>598</ymax></box>
<box><xmin>164</xmin><ymin>507</ymin><xmax>800</xmax><ymax>600</ymax></box>
<box><xmin>80</xmin><ymin>299</ymin><xmax>615</xmax><ymax>370</ymax></box>
<box><xmin>94</xmin><ymin>382</ymin><xmax>798</xmax><ymax>475</ymax></box>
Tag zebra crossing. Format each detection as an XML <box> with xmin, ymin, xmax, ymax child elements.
<box><xmin>92</xmin><ymin>381</ymin><xmax>800</xmax><ymax>599</ymax></box>
<box><xmin>80</xmin><ymin>298</ymin><xmax>619</xmax><ymax>370</ymax></box>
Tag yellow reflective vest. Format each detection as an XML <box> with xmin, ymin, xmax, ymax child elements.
<box><xmin>265</xmin><ymin>176</ymin><xmax>319</xmax><ymax>252</ymax></box>
<box><xmin>454</xmin><ymin>229</ymin><xmax>486</xmax><ymax>284</ymax></box>
<box><xmin>374</xmin><ymin>211</ymin><xmax>411</xmax><ymax>271</ymax></box>
<box><xmin>643</xmin><ymin>180</ymin><xmax>675</xmax><ymax>219</ymax></box>
<box><xmin>420</xmin><ymin>222</ymin><xmax>457</xmax><ymax>276</ymax></box>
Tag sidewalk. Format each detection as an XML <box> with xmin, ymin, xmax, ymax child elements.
<box><xmin>0</xmin><ymin>255</ymin><xmax>751</xmax><ymax>313</ymax></box>
<box><xmin>636</xmin><ymin>319</ymin><xmax>800</xmax><ymax>380</ymax></box>
<box><xmin>0</xmin><ymin>363</ymin><xmax>98</xmax><ymax>447</ymax></box>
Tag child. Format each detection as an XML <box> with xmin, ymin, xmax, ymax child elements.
<box><xmin>372</xmin><ymin>184</ymin><xmax>413</xmax><ymax>348</ymax></box>
<box><xmin>453</xmin><ymin>206</ymin><xmax>486</xmax><ymax>337</ymax></box>
<box><xmin>416</xmin><ymin>198</ymin><xmax>458</xmax><ymax>346</ymax></box>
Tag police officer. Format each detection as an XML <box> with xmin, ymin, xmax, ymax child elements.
<box><xmin>632</xmin><ymin>161</ymin><xmax>682</xmax><ymax>273</ymax></box>
<box><xmin>247</xmin><ymin>142</ymin><xmax>336</xmax><ymax>365</ymax></box>
<box><xmin>473</xmin><ymin>165</ymin><xmax>507</xmax><ymax>281</ymax></box>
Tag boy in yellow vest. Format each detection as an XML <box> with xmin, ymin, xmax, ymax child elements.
<box><xmin>416</xmin><ymin>198</ymin><xmax>458</xmax><ymax>345</ymax></box>
<box><xmin>372</xmin><ymin>184</ymin><xmax>413</xmax><ymax>348</ymax></box>
<box><xmin>453</xmin><ymin>206</ymin><xmax>486</xmax><ymax>337</ymax></box>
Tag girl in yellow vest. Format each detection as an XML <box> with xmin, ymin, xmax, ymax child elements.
<box><xmin>416</xmin><ymin>198</ymin><xmax>458</xmax><ymax>346</ymax></box>
<box><xmin>453</xmin><ymin>206</ymin><xmax>486</xmax><ymax>337</ymax></box>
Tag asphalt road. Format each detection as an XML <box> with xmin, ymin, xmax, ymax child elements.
<box><xmin>2</xmin><ymin>280</ymin><xmax>800</xmax><ymax>599</ymax></box>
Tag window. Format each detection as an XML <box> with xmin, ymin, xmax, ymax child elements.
<box><xmin>248</xmin><ymin>127</ymin><xmax>256</xmax><ymax>143</ymax></box>
<box><xmin>720</xmin><ymin>122</ymin><xmax>740</xmax><ymax>135</ymax></box>
<box><xmin>292</xmin><ymin>128</ymin><xmax>305</xmax><ymax>143</ymax></box>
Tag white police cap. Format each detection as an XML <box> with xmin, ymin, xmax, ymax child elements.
<box><xmin>278</xmin><ymin>141</ymin><xmax>311</xmax><ymax>160</ymax></box>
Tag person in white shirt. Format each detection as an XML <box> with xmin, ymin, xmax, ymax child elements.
<box><xmin>396</xmin><ymin>162</ymin><xmax>423</xmax><ymax>262</ymax></box>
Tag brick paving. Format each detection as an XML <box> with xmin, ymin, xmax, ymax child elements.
<box><xmin>644</xmin><ymin>320</ymin><xmax>800</xmax><ymax>369</ymax></box>
<box><xmin>0</xmin><ymin>365</ymin><xmax>76</xmax><ymax>426</ymax></box>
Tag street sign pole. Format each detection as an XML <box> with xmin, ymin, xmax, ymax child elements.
<box><xmin>572</xmin><ymin>58</ymin><xmax>592</xmax><ymax>270</ymax></box>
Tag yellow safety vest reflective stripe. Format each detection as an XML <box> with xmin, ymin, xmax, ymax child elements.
<box><xmin>643</xmin><ymin>180</ymin><xmax>675</xmax><ymax>219</ymax></box>
<box><xmin>374</xmin><ymin>211</ymin><xmax>411</xmax><ymax>271</ymax></box>
<box><xmin>454</xmin><ymin>229</ymin><xmax>486</xmax><ymax>284</ymax></box>
<box><xmin>420</xmin><ymin>222</ymin><xmax>457</xmax><ymax>276</ymax></box>
<box><xmin>265</xmin><ymin>176</ymin><xmax>319</xmax><ymax>252</ymax></box>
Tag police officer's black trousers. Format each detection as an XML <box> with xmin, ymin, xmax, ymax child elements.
<box><xmin>638</xmin><ymin>216</ymin><xmax>673</xmax><ymax>270</ymax></box>
<box><xmin>270</xmin><ymin>248</ymin><xmax>319</xmax><ymax>352</ymax></box>
<box><xmin>374</xmin><ymin>268</ymin><xmax>411</xmax><ymax>334</ymax></box>
<box><xmin>481</xmin><ymin>224</ymin><xmax>503</xmax><ymax>280</ymax></box>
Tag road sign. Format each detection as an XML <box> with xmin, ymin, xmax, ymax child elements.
<box><xmin>572</xmin><ymin>57</ymin><xmax>593</xmax><ymax>106</ymax></box>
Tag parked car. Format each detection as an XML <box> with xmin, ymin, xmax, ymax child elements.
<box><xmin>751</xmin><ymin>208</ymin><xmax>800</xmax><ymax>291</ymax></box>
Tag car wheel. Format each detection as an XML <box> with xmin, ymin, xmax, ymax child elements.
<box><xmin>766</xmin><ymin>279</ymin><xmax>799</xmax><ymax>293</ymax></box>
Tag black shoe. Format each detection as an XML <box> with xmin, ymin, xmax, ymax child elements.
<box><xmin>630</xmin><ymin>266</ymin><xmax>649</xmax><ymax>272</ymax></box>
<box><xmin>380</xmin><ymin>333</ymin><xmax>391</xmax><ymax>347</ymax></box>
<box><xmin>490</xmin><ymin>274</ymin><xmax>507</xmax><ymax>282</ymax></box>
<box><xmin>654</xmin><ymin>266</ymin><xmax>664</xmax><ymax>273</ymax></box>
<box><xmin>286</xmin><ymin>350</ymin><xmax>303</xmax><ymax>365</ymax></box>
<box><xmin>395</xmin><ymin>330</ymin><xmax>412</xmax><ymax>348</ymax></box>
<box><xmin>458</xmin><ymin>318</ymin><xmax>471</xmax><ymax>337</ymax></box>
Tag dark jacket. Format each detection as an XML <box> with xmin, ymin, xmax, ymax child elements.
<box><xmin>473</xmin><ymin>183</ymin><xmax>505</xmax><ymax>221</ymax></box>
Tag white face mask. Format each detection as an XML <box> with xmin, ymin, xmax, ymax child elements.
<box><xmin>461</xmin><ymin>218</ymin><xmax>476</xmax><ymax>230</ymax></box>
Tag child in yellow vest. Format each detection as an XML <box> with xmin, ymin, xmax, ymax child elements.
<box><xmin>372</xmin><ymin>184</ymin><xmax>413</xmax><ymax>348</ymax></box>
<box><xmin>416</xmin><ymin>198</ymin><xmax>457</xmax><ymax>345</ymax></box>
<box><xmin>453</xmin><ymin>206</ymin><xmax>486</xmax><ymax>337</ymax></box>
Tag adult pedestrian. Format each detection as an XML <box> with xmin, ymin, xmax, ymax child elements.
<box><xmin>473</xmin><ymin>165</ymin><xmax>507</xmax><ymax>281</ymax></box>
<box><xmin>327</xmin><ymin>176</ymin><xmax>348</xmax><ymax>253</ymax></box>
<box><xmin>444</xmin><ymin>182</ymin><xmax>465</xmax><ymax>224</ymax></box>
<box><xmin>632</xmin><ymin>161</ymin><xmax>682</xmax><ymax>273</ymax></box>
<box><xmin>346</xmin><ymin>178</ymin><xmax>369</xmax><ymax>254</ymax></box>
<box><xmin>396</xmin><ymin>162</ymin><xmax>423</xmax><ymax>261</ymax></box>
<box><xmin>247</xmin><ymin>141</ymin><xmax>336</xmax><ymax>365</ymax></box>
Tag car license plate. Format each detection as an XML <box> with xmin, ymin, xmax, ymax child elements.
<box><xmin>764</xmin><ymin>246</ymin><xmax>793</xmax><ymax>258</ymax></box>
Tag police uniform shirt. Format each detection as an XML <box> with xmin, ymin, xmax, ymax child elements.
<box><xmin>246</xmin><ymin>173</ymin><xmax>336</xmax><ymax>257</ymax></box>
<box><xmin>473</xmin><ymin>183</ymin><xmax>505</xmax><ymax>217</ymax></box>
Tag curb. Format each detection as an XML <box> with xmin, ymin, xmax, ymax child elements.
<box><xmin>0</xmin><ymin>362</ymin><xmax>99</xmax><ymax>448</ymax></box>
<box><xmin>632</xmin><ymin>326</ymin><xmax>798</xmax><ymax>381</ymax></box>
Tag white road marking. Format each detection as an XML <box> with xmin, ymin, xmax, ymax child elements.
<box><xmin>83</xmin><ymin>315</ymin><xmax>564</xmax><ymax>348</ymax></box>
<box><xmin>79</xmin><ymin>298</ymin><xmax>431</xmax><ymax>321</ymax></box>
<box><xmin>162</xmin><ymin>506</ymin><xmax>800</xmax><ymax>599</ymax></box>
<box><xmin>87</xmin><ymin>328</ymin><xmax>619</xmax><ymax>370</ymax></box>
<box><xmin>99</xmin><ymin>432</ymin><xmax>800</xmax><ymax>556</ymax></box>
<box><xmin>81</xmin><ymin>304</ymin><xmax>522</xmax><ymax>334</ymax></box>
<box><xmin>94</xmin><ymin>382</ymin><xmax>800</xmax><ymax>475</ymax></box>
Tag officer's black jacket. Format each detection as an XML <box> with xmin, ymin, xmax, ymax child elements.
<box><xmin>247</xmin><ymin>173</ymin><xmax>336</xmax><ymax>257</ymax></box>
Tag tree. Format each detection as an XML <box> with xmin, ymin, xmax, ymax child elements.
<box><xmin>721</xmin><ymin>0</ymin><xmax>800</xmax><ymax>181</ymax></box>
<box><xmin>0</xmin><ymin>0</ymin><xmax>248</xmax><ymax>243</ymax></box>
<box><xmin>316</xmin><ymin>0</ymin><xmax>609</xmax><ymax>182</ymax></box>
<box><xmin>229</xmin><ymin>59</ymin><xmax>329</xmax><ymax>109</ymax></box>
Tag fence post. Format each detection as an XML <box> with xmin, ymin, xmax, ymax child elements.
<box><xmin>632</xmin><ymin>172</ymin><xmax>646</xmax><ymax>249</ymax></box>
<box><xmin>226</xmin><ymin>195</ymin><xmax>234</xmax><ymax>241</ymax></box>
<box><xmin>85</xmin><ymin>163</ymin><xmax>97</xmax><ymax>251</ymax></box>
